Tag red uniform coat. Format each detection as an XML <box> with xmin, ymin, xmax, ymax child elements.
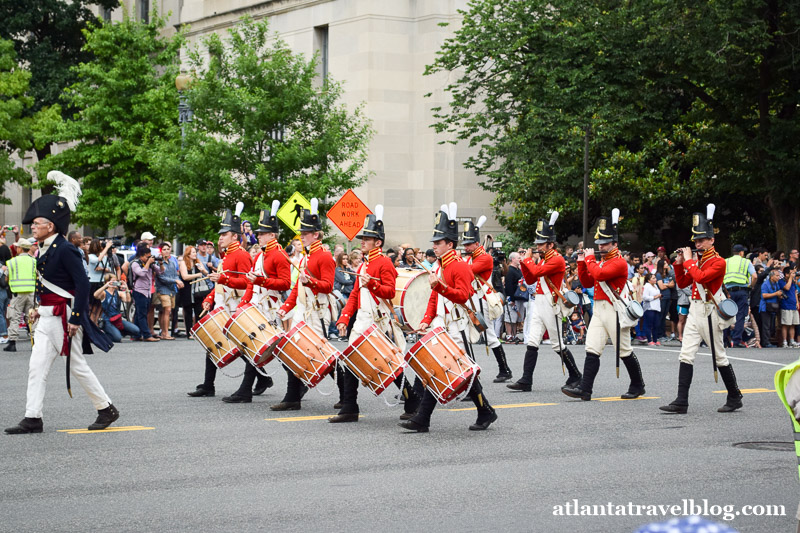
<box><xmin>469</xmin><ymin>246</ymin><xmax>493</xmax><ymax>282</ymax></box>
<box><xmin>674</xmin><ymin>248</ymin><xmax>725</xmax><ymax>300</ymax></box>
<box><xmin>280</xmin><ymin>240</ymin><xmax>335</xmax><ymax>313</ymax></box>
<box><xmin>203</xmin><ymin>242</ymin><xmax>252</xmax><ymax>308</ymax></box>
<box><xmin>241</xmin><ymin>240</ymin><xmax>292</xmax><ymax>304</ymax></box>
<box><xmin>577</xmin><ymin>249</ymin><xmax>627</xmax><ymax>302</ymax></box>
<box><xmin>520</xmin><ymin>249</ymin><xmax>565</xmax><ymax>304</ymax></box>
<box><xmin>337</xmin><ymin>248</ymin><xmax>397</xmax><ymax>327</ymax></box>
<box><xmin>422</xmin><ymin>249</ymin><xmax>476</xmax><ymax>325</ymax></box>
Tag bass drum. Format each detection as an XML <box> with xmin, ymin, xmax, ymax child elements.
<box><xmin>392</xmin><ymin>268</ymin><xmax>432</xmax><ymax>332</ymax></box>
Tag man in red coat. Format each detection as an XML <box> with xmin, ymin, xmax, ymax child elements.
<box><xmin>188</xmin><ymin>203</ymin><xmax>253</xmax><ymax>398</ymax></box>
<box><xmin>222</xmin><ymin>201</ymin><xmax>292</xmax><ymax>403</ymax></box>
<box><xmin>562</xmin><ymin>209</ymin><xmax>646</xmax><ymax>401</ymax></box>
<box><xmin>329</xmin><ymin>205</ymin><xmax>420</xmax><ymax>423</ymax></box>
<box><xmin>461</xmin><ymin>215</ymin><xmax>513</xmax><ymax>383</ymax></box>
<box><xmin>507</xmin><ymin>212</ymin><xmax>582</xmax><ymax>392</ymax></box>
<box><xmin>660</xmin><ymin>204</ymin><xmax>743</xmax><ymax>413</ymax></box>
<box><xmin>271</xmin><ymin>198</ymin><xmax>336</xmax><ymax>411</ymax></box>
<box><xmin>400</xmin><ymin>203</ymin><xmax>497</xmax><ymax>433</ymax></box>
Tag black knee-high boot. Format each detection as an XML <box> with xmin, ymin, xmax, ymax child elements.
<box><xmin>492</xmin><ymin>345</ymin><xmax>513</xmax><ymax>383</ymax></box>
<box><xmin>467</xmin><ymin>379</ymin><xmax>497</xmax><ymax>430</ymax></box>
<box><xmin>188</xmin><ymin>357</ymin><xmax>217</xmax><ymax>396</ymax></box>
<box><xmin>507</xmin><ymin>346</ymin><xmax>538</xmax><ymax>391</ymax></box>
<box><xmin>717</xmin><ymin>364</ymin><xmax>743</xmax><ymax>412</ymax></box>
<box><xmin>394</xmin><ymin>372</ymin><xmax>420</xmax><ymax>416</ymax></box>
<box><xmin>561</xmin><ymin>348</ymin><xmax>582</xmax><ymax>388</ymax></box>
<box><xmin>562</xmin><ymin>353</ymin><xmax>600</xmax><ymax>401</ymax></box>
<box><xmin>659</xmin><ymin>362</ymin><xmax>693</xmax><ymax>413</ymax></box>
<box><xmin>620</xmin><ymin>353</ymin><xmax>646</xmax><ymax>399</ymax></box>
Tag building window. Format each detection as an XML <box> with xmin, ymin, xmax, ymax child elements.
<box><xmin>139</xmin><ymin>0</ymin><xmax>150</xmax><ymax>23</ymax></box>
<box><xmin>101</xmin><ymin>7</ymin><xmax>112</xmax><ymax>22</ymax></box>
<box><xmin>313</xmin><ymin>25</ymin><xmax>329</xmax><ymax>83</ymax></box>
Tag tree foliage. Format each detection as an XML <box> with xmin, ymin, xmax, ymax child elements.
<box><xmin>428</xmin><ymin>0</ymin><xmax>800</xmax><ymax>250</ymax></box>
<box><xmin>40</xmin><ymin>13</ymin><xmax>185</xmax><ymax>233</ymax></box>
<box><xmin>151</xmin><ymin>18</ymin><xmax>373</xmax><ymax>242</ymax></box>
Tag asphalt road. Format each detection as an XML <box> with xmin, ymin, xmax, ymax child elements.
<box><xmin>0</xmin><ymin>333</ymin><xmax>797</xmax><ymax>533</ymax></box>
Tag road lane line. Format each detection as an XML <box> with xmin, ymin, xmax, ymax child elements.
<box><xmin>265</xmin><ymin>415</ymin><xmax>364</xmax><ymax>422</ymax></box>
<box><xmin>712</xmin><ymin>388</ymin><xmax>774</xmax><ymax>394</ymax></box>
<box><xmin>57</xmin><ymin>426</ymin><xmax>154</xmax><ymax>434</ymax></box>
<box><xmin>636</xmin><ymin>346</ymin><xmax>786</xmax><ymax>366</ymax></box>
<box><xmin>445</xmin><ymin>402</ymin><xmax>558</xmax><ymax>412</ymax></box>
<box><xmin>592</xmin><ymin>396</ymin><xmax>660</xmax><ymax>402</ymax></box>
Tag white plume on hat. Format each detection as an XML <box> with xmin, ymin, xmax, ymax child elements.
<box><xmin>611</xmin><ymin>208</ymin><xmax>620</xmax><ymax>225</ymax></box>
<box><xmin>440</xmin><ymin>204</ymin><xmax>449</xmax><ymax>217</ymax></box>
<box><xmin>310</xmin><ymin>198</ymin><xmax>319</xmax><ymax>215</ymax></box>
<box><xmin>234</xmin><ymin>201</ymin><xmax>244</xmax><ymax>217</ymax></box>
<box><xmin>48</xmin><ymin>170</ymin><xmax>81</xmax><ymax>212</ymax></box>
<box><xmin>706</xmin><ymin>203</ymin><xmax>715</xmax><ymax>221</ymax></box>
<box><xmin>476</xmin><ymin>215</ymin><xmax>487</xmax><ymax>228</ymax></box>
<box><xmin>549</xmin><ymin>211</ymin><xmax>559</xmax><ymax>226</ymax></box>
<box><xmin>374</xmin><ymin>204</ymin><xmax>384</xmax><ymax>222</ymax></box>
<box><xmin>448</xmin><ymin>202</ymin><xmax>458</xmax><ymax>220</ymax></box>
<box><xmin>270</xmin><ymin>200</ymin><xmax>280</xmax><ymax>217</ymax></box>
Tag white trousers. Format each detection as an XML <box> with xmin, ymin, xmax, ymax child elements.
<box><xmin>472</xmin><ymin>297</ymin><xmax>500</xmax><ymax>349</ymax></box>
<box><xmin>679</xmin><ymin>301</ymin><xmax>729</xmax><ymax>366</ymax></box>
<box><xmin>25</xmin><ymin>306</ymin><xmax>111</xmax><ymax>418</ymax></box>
<box><xmin>430</xmin><ymin>316</ymin><xmax>467</xmax><ymax>353</ymax></box>
<box><xmin>584</xmin><ymin>300</ymin><xmax>633</xmax><ymax>358</ymax></box>
<box><xmin>524</xmin><ymin>296</ymin><xmax>566</xmax><ymax>352</ymax></box>
<box><xmin>291</xmin><ymin>303</ymin><xmax>325</xmax><ymax>338</ymax></box>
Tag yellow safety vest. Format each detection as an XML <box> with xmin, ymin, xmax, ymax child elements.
<box><xmin>8</xmin><ymin>254</ymin><xmax>36</xmax><ymax>294</ymax></box>
<box><xmin>724</xmin><ymin>255</ymin><xmax>751</xmax><ymax>287</ymax></box>
<box><xmin>775</xmin><ymin>359</ymin><xmax>800</xmax><ymax>480</ymax></box>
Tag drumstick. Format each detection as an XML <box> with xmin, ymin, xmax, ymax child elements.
<box><xmin>345</xmin><ymin>270</ymin><xmax>380</xmax><ymax>282</ymax></box>
<box><xmin>413</xmin><ymin>257</ymin><xmax>448</xmax><ymax>288</ymax></box>
<box><xmin>190</xmin><ymin>276</ymin><xmax>211</xmax><ymax>285</ymax></box>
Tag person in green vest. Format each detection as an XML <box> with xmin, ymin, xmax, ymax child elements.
<box><xmin>724</xmin><ymin>244</ymin><xmax>756</xmax><ymax>348</ymax></box>
<box><xmin>774</xmin><ymin>360</ymin><xmax>800</xmax><ymax>530</ymax></box>
<box><xmin>4</xmin><ymin>238</ymin><xmax>38</xmax><ymax>352</ymax></box>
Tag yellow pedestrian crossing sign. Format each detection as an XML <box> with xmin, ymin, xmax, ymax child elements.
<box><xmin>277</xmin><ymin>192</ymin><xmax>311</xmax><ymax>231</ymax></box>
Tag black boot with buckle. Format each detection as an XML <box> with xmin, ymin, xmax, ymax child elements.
<box><xmin>88</xmin><ymin>404</ymin><xmax>119</xmax><ymax>431</ymax></box>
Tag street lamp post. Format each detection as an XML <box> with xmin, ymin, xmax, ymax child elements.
<box><xmin>175</xmin><ymin>73</ymin><xmax>193</xmax><ymax>255</ymax></box>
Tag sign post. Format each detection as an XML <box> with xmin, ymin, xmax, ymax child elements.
<box><xmin>327</xmin><ymin>189</ymin><xmax>372</xmax><ymax>241</ymax></box>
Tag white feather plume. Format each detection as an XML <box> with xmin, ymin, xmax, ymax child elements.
<box><xmin>310</xmin><ymin>198</ymin><xmax>318</xmax><ymax>215</ymax></box>
<box><xmin>440</xmin><ymin>204</ymin><xmax>449</xmax><ymax>217</ymax></box>
<box><xmin>374</xmin><ymin>204</ymin><xmax>384</xmax><ymax>222</ymax></box>
<box><xmin>706</xmin><ymin>203</ymin><xmax>715</xmax><ymax>221</ymax></box>
<box><xmin>548</xmin><ymin>211</ymin><xmax>559</xmax><ymax>227</ymax></box>
<box><xmin>270</xmin><ymin>200</ymin><xmax>280</xmax><ymax>217</ymax></box>
<box><xmin>476</xmin><ymin>215</ymin><xmax>487</xmax><ymax>228</ymax></box>
<box><xmin>448</xmin><ymin>202</ymin><xmax>458</xmax><ymax>221</ymax></box>
<box><xmin>48</xmin><ymin>170</ymin><xmax>81</xmax><ymax>212</ymax></box>
<box><xmin>234</xmin><ymin>201</ymin><xmax>244</xmax><ymax>217</ymax></box>
<box><xmin>611</xmin><ymin>208</ymin><xmax>620</xmax><ymax>225</ymax></box>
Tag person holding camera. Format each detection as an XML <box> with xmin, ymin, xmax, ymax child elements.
<box><xmin>94</xmin><ymin>274</ymin><xmax>140</xmax><ymax>343</ymax></box>
<box><xmin>178</xmin><ymin>246</ymin><xmax>210</xmax><ymax>336</ymax></box>
<box><xmin>780</xmin><ymin>266</ymin><xmax>799</xmax><ymax>348</ymax></box>
<box><xmin>87</xmin><ymin>238</ymin><xmax>114</xmax><ymax>325</ymax></box>
<box><xmin>130</xmin><ymin>246</ymin><xmax>162</xmax><ymax>342</ymax></box>
<box><xmin>760</xmin><ymin>268</ymin><xmax>783</xmax><ymax>348</ymax></box>
<box><xmin>154</xmin><ymin>243</ymin><xmax>182</xmax><ymax>340</ymax></box>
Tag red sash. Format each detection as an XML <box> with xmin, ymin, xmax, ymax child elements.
<box><xmin>40</xmin><ymin>292</ymin><xmax>75</xmax><ymax>356</ymax></box>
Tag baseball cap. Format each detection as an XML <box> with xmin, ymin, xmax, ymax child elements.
<box><xmin>657</xmin><ymin>246</ymin><xmax>666</xmax><ymax>252</ymax></box>
<box><xmin>140</xmin><ymin>231</ymin><xmax>155</xmax><ymax>241</ymax></box>
<box><xmin>645</xmin><ymin>251</ymin><xmax>655</xmax><ymax>258</ymax></box>
<box><xmin>733</xmin><ymin>244</ymin><xmax>747</xmax><ymax>253</ymax></box>
<box><xmin>13</xmin><ymin>239</ymin><xmax>32</xmax><ymax>249</ymax></box>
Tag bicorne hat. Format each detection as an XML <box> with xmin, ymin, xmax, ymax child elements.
<box><xmin>22</xmin><ymin>171</ymin><xmax>81</xmax><ymax>236</ymax></box>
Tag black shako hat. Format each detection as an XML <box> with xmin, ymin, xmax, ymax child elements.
<box><xmin>534</xmin><ymin>211</ymin><xmax>559</xmax><ymax>244</ymax></box>
<box><xmin>22</xmin><ymin>171</ymin><xmax>81</xmax><ymax>236</ymax></box>
<box><xmin>219</xmin><ymin>201</ymin><xmax>244</xmax><ymax>234</ymax></box>
<box><xmin>257</xmin><ymin>200</ymin><xmax>280</xmax><ymax>234</ymax></box>
<box><xmin>431</xmin><ymin>202</ymin><xmax>460</xmax><ymax>243</ymax></box>
<box><xmin>594</xmin><ymin>208</ymin><xmax>620</xmax><ymax>245</ymax></box>
<box><xmin>461</xmin><ymin>215</ymin><xmax>487</xmax><ymax>245</ymax></box>
<box><xmin>691</xmin><ymin>203</ymin><xmax>718</xmax><ymax>241</ymax></box>
<box><xmin>356</xmin><ymin>204</ymin><xmax>385</xmax><ymax>242</ymax></box>
<box><xmin>299</xmin><ymin>198</ymin><xmax>322</xmax><ymax>232</ymax></box>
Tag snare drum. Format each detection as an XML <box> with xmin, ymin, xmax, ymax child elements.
<box><xmin>564</xmin><ymin>290</ymin><xmax>581</xmax><ymax>308</ymax></box>
<box><xmin>191</xmin><ymin>307</ymin><xmax>240</xmax><ymax>369</ymax></box>
<box><xmin>223</xmin><ymin>303</ymin><xmax>283</xmax><ymax>367</ymax></box>
<box><xmin>718</xmin><ymin>298</ymin><xmax>738</xmax><ymax>320</ymax></box>
<box><xmin>340</xmin><ymin>324</ymin><xmax>406</xmax><ymax>397</ymax></box>
<box><xmin>405</xmin><ymin>327</ymin><xmax>480</xmax><ymax>405</ymax></box>
<box><xmin>392</xmin><ymin>268</ymin><xmax>432</xmax><ymax>331</ymax></box>
<box><xmin>274</xmin><ymin>321</ymin><xmax>340</xmax><ymax>388</ymax></box>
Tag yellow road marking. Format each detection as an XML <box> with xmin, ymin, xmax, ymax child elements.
<box><xmin>592</xmin><ymin>396</ymin><xmax>660</xmax><ymax>402</ymax></box>
<box><xmin>713</xmin><ymin>388</ymin><xmax>774</xmax><ymax>394</ymax></box>
<box><xmin>445</xmin><ymin>402</ymin><xmax>557</xmax><ymax>412</ymax></box>
<box><xmin>57</xmin><ymin>426</ymin><xmax>154</xmax><ymax>434</ymax></box>
<box><xmin>265</xmin><ymin>415</ymin><xmax>364</xmax><ymax>422</ymax></box>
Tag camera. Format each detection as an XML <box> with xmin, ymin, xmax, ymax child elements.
<box><xmin>110</xmin><ymin>281</ymin><xmax>122</xmax><ymax>288</ymax></box>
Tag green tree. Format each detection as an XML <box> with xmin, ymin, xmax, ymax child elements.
<box><xmin>151</xmin><ymin>17</ymin><xmax>373</xmax><ymax>242</ymax></box>
<box><xmin>39</xmin><ymin>13</ymin><xmax>184</xmax><ymax>235</ymax></box>
<box><xmin>0</xmin><ymin>38</ymin><xmax>59</xmax><ymax>203</ymax></box>
<box><xmin>428</xmin><ymin>0</ymin><xmax>799</xmax><ymax>250</ymax></box>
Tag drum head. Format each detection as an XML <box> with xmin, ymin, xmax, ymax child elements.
<box><xmin>565</xmin><ymin>291</ymin><xmax>581</xmax><ymax>307</ymax></box>
<box><xmin>627</xmin><ymin>300</ymin><xmax>644</xmax><ymax>319</ymax></box>
<box><xmin>719</xmin><ymin>299</ymin><xmax>738</xmax><ymax>320</ymax></box>
<box><xmin>394</xmin><ymin>269</ymin><xmax>432</xmax><ymax>331</ymax></box>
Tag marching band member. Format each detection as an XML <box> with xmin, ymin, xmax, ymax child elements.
<box><xmin>400</xmin><ymin>203</ymin><xmax>497</xmax><ymax>432</ymax></box>
<box><xmin>330</xmin><ymin>206</ymin><xmax>420</xmax><ymax>423</ymax></box>
<box><xmin>461</xmin><ymin>216</ymin><xmax>513</xmax><ymax>383</ymax></box>
<box><xmin>660</xmin><ymin>205</ymin><xmax>743</xmax><ymax>414</ymax></box>
<box><xmin>222</xmin><ymin>201</ymin><xmax>291</xmax><ymax>403</ymax></box>
<box><xmin>6</xmin><ymin>171</ymin><xmax>118</xmax><ymax>434</ymax></box>
<box><xmin>507</xmin><ymin>212</ymin><xmax>582</xmax><ymax>392</ymax></box>
<box><xmin>562</xmin><ymin>209</ymin><xmax>646</xmax><ymax>401</ymax></box>
<box><xmin>188</xmin><ymin>203</ymin><xmax>252</xmax><ymax>398</ymax></box>
<box><xmin>271</xmin><ymin>199</ymin><xmax>336</xmax><ymax>411</ymax></box>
